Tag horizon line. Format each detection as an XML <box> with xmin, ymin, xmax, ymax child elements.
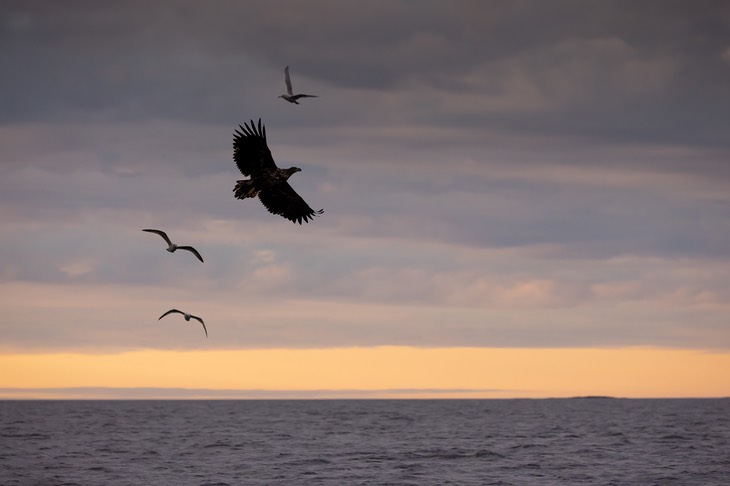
<box><xmin>1</xmin><ymin>387</ymin><xmax>727</xmax><ymax>400</ymax></box>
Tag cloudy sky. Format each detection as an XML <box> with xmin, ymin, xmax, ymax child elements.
<box><xmin>1</xmin><ymin>1</ymin><xmax>729</xmax><ymax>398</ymax></box>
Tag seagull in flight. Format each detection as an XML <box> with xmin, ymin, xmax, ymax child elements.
<box><xmin>278</xmin><ymin>66</ymin><xmax>318</xmax><ymax>104</ymax></box>
<box><xmin>158</xmin><ymin>309</ymin><xmax>208</xmax><ymax>338</ymax></box>
<box><xmin>142</xmin><ymin>229</ymin><xmax>204</xmax><ymax>263</ymax></box>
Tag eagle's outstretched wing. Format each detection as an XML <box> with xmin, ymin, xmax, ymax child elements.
<box><xmin>233</xmin><ymin>119</ymin><xmax>277</xmax><ymax>176</ymax></box>
<box><xmin>259</xmin><ymin>183</ymin><xmax>324</xmax><ymax>224</ymax></box>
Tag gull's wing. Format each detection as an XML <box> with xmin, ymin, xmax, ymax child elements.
<box><xmin>292</xmin><ymin>94</ymin><xmax>318</xmax><ymax>100</ymax></box>
<box><xmin>143</xmin><ymin>229</ymin><xmax>172</xmax><ymax>246</ymax></box>
<box><xmin>159</xmin><ymin>309</ymin><xmax>183</xmax><ymax>320</ymax></box>
<box><xmin>190</xmin><ymin>315</ymin><xmax>208</xmax><ymax>338</ymax></box>
<box><xmin>284</xmin><ymin>66</ymin><xmax>293</xmax><ymax>95</ymax></box>
<box><xmin>178</xmin><ymin>246</ymin><xmax>204</xmax><ymax>263</ymax></box>
<box><xmin>259</xmin><ymin>182</ymin><xmax>323</xmax><ymax>224</ymax></box>
<box><xmin>233</xmin><ymin>119</ymin><xmax>278</xmax><ymax>176</ymax></box>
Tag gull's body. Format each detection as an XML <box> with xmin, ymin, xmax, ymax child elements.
<box><xmin>142</xmin><ymin>229</ymin><xmax>204</xmax><ymax>263</ymax></box>
<box><xmin>278</xmin><ymin>66</ymin><xmax>317</xmax><ymax>104</ymax></box>
<box><xmin>158</xmin><ymin>309</ymin><xmax>208</xmax><ymax>338</ymax></box>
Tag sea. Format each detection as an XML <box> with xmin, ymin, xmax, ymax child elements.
<box><xmin>1</xmin><ymin>398</ymin><xmax>728</xmax><ymax>485</ymax></box>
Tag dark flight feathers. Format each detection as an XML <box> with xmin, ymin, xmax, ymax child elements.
<box><xmin>233</xmin><ymin>119</ymin><xmax>275</xmax><ymax>176</ymax></box>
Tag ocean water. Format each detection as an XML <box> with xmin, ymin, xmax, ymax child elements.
<box><xmin>1</xmin><ymin>399</ymin><xmax>728</xmax><ymax>485</ymax></box>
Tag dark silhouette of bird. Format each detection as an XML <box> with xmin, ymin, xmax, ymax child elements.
<box><xmin>158</xmin><ymin>309</ymin><xmax>208</xmax><ymax>338</ymax></box>
<box><xmin>232</xmin><ymin>119</ymin><xmax>323</xmax><ymax>224</ymax></box>
<box><xmin>142</xmin><ymin>229</ymin><xmax>204</xmax><ymax>262</ymax></box>
<box><xmin>278</xmin><ymin>66</ymin><xmax>318</xmax><ymax>104</ymax></box>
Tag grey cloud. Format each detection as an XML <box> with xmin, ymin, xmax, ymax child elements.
<box><xmin>1</xmin><ymin>157</ymin><xmax>727</xmax><ymax>289</ymax></box>
<box><xmin>1</xmin><ymin>1</ymin><xmax>728</xmax><ymax>353</ymax></box>
<box><xmin>2</xmin><ymin>286</ymin><xmax>727</xmax><ymax>351</ymax></box>
<box><xmin>3</xmin><ymin>1</ymin><xmax>729</xmax><ymax>148</ymax></box>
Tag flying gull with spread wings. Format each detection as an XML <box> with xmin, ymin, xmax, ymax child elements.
<box><xmin>278</xmin><ymin>66</ymin><xmax>318</xmax><ymax>104</ymax></box>
<box><xmin>158</xmin><ymin>309</ymin><xmax>208</xmax><ymax>338</ymax></box>
<box><xmin>142</xmin><ymin>229</ymin><xmax>204</xmax><ymax>262</ymax></box>
<box><xmin>232</xmin><ymin>119</ymin><xmax>323</xmax><ymax>224</ymax></box>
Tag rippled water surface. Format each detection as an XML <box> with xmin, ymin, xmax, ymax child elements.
<box><xmin>1</xmin><ymin>399</ymin><xmax>728</xmax><ymax>485</ymax></box>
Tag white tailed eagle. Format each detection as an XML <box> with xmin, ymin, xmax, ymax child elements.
<box><xmin>232</xmin><ymin>119</ymin><xmax>323</xmax><ymax>224</ymax></box>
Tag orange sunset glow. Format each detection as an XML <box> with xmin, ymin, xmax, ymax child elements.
<box><xmin>2</xmin><ymin>347</ymin><xmax>728</xmax><ymax>399</ymax></box>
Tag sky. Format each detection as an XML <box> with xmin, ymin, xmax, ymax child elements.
<box><xmin>1</xmin><ymin>0</ymin><xmax>729</xmax><ymax>399</ymax></box>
